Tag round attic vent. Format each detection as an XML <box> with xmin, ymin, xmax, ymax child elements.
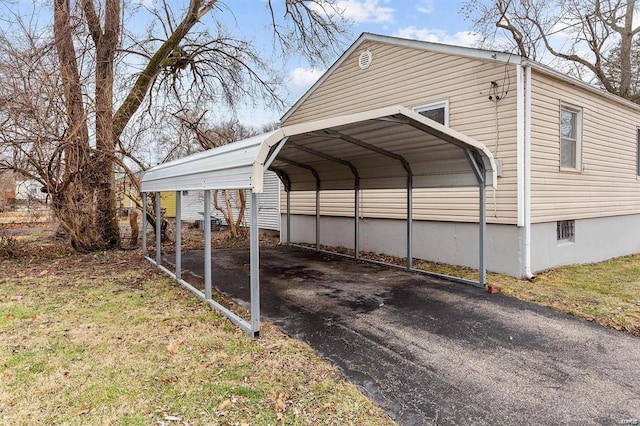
<box><xmin>358</xmin><ymin>50</ymin><xmax>372</xmax><ymax>69</ymax></box>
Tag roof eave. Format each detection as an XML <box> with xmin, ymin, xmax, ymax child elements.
<box><xmin>523</xmin><ymin>59</ymin><xmax>640</xmax><ymax>113</ymax></box>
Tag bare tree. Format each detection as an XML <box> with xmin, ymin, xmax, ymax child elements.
<box><xmin>464</xmin><ymin>0</ymin><xmax>640</xmax><ymax>101</ymax></box>
<box><xmin>0</xmin><ymin>0</ymin><xmax>347</xmax><ymax>251</ymax></box>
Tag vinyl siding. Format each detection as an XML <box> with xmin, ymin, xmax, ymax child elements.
<box><xmin>282</xmin><ymin>40</ymin><xmax>519</xmax><ymax>224</ymax></box>
<box><xmin>529</xmin><ymin>70</ymin><xmax>640</xmax><ymax>223</ymax></box>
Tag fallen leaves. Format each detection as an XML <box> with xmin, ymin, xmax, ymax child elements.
<box><xmin>217</xmin><ymin>399</ymin><xmax>232</xmax><ymax>411</ymax></box>
<box><xmin>275</xmin><ymin>393</ymin><xmax>288</xmax><ymax>424</ymax></box>
<box><xmin>76</xmin><ymin>407</ymin><xmax>91</xmax><ymax>415</ymax></box>
<box><xmin>276</xmin><ymin>394</ymin><xmax>287</xmax><ymax>411</ymax></box>
<box><xmin>167</xmin><ymin>341</ymin><xmax>179</xmax><ymax>355</ymax></box>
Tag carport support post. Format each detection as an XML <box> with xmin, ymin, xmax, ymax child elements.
<box><xmin>175</xmin><ymin>191</ymin><xmax>182</xmax><ymax>280</ymax></box>
<box><xmin>155</xmin><ymin>192</ymin><xmax>161</xmax><ymax>266</ymax></box>
<box><xmin>407</xmin><ymin>176</ymin><xmax>413</xmax><ymax>270</ymax></box>
<box><xmin>286</xmin><ymin>188</ymin><xmax>291</xmax><ymax>244</ymax></box>
<box><xmin>315</xmin><ymin>188</ymin><xmax>320</xmax><ymax>251</ymax></box>
<box><xmin>142</xmin><ymin>193</ymin><xmax>147</xmax><ymax>257</ymax></box>
<box><xmin>204</xmin><ymin>190</ymin><xmax>212</xmax><ymax>300</ymax></box>
<box><xmin>250</xmin><ymin>191</ymin><xmax>260</xmax><ymax>336</ymax></box>
<box><xmin>466</xmin><ymin>149</ymin><xmax>487</xmax><ymax>287</ymax></box>
<box><xmin>479</xmin><ymin>183</ymin><xmax>486</xmax><ymax>285</ymax></box>
<box><xmin>354</xmin><ymin>185</ymin><xmax>359</xmax><ymax>260</ymax></box>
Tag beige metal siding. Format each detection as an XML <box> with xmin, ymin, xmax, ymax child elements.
<box><xmin>282</xmin><ymin>40</ymin><xmax>519</xmax><ymax>224</ymax></box>
<box><xmin>530</xmin><ymin>70</ymin><xmax>640</xmax><ymax>223</ymax></box>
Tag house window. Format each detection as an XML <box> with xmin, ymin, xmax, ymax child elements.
<box><xmin>560</xmin><ymin>104</ymin><xmax>582</xmax><ymax>170</ymax></box>
<box><xmin>557</xmin><ymin>220</ymin><xmax>575</xmax><ymax>241</ymax></box>
<box><xmin>414</xmin><ymin>100</ymin><xmax>449</xmax><ymax>126</ymax></box>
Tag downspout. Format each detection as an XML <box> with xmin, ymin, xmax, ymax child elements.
<box><xmin>517</xmin><ymin>63</ymin><xmax>535</xmax><ymax>279</ymax></box>
<box><xmin>524</xmin><ymin>64</ymin><xmax>535</xmax><ymax>279</ymax></box>
<box><xmin>516</xmin><ymin>65</ymin><xmax>525</xmax><ymax>227</ymax></box>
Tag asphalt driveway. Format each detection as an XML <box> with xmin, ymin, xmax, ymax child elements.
<box><xmin>166</xmin><ymin>246</ymin><xmax>640</xmax><ymax>425</ymax></box>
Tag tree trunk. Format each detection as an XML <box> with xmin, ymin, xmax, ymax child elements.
<box><xmin>92</xmin><ymin>0</ymin><xmax>121</xmax><ymax>248</ymax></box>
<box><xmin>235</xmin><ymin>189</ymin><xmax>246</xmax><ymax>230</ymax></box>
<box><xmin>618</xmin><ymin>0</ymin><xmax>636</xmax><ymax>97</ymax></box>
<box><xmin>53</xmin><ymin>0</ymin><xmax>102</xmax><ymax>250</ymax></box>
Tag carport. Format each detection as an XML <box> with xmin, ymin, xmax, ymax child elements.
<box><xmin>140</xmin><ymin>105</ymin><xmax>497</xmax><ymax>337</ymax></box>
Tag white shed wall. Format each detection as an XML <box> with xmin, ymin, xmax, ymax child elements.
<box><xmin>179</xmin><ymin>171</ymin><xmax>280</xmax><ymax>231</ymax></box>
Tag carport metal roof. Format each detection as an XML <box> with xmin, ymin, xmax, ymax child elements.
<box><xmin>140</xmin><ymin>105</ymin><xmax>496</xmax><ymax>337</ymax></box>
<box><xmin>141</xmin><ymin>105</ymin><xmax>497</xmax><ymax>193</ymax></box>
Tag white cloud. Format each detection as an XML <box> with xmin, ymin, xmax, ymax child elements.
<box><xmin>393</xmin><ymin>26</ymin><xmax>482</xmax><ymax>47</ymax></box>
<box><xmin>288</xmin><ymin>67</ymin><xmax>325</xmax><ymax>91</ymax></box>
<box><xmin>336</xmin><ymin>0</ymin><xmax>394</xmax><ymax>24</ymax></box>
<box><xmin>416</xmin><ymin>0</ymin><xmax>434</xmax><ymax>14</ymax></box>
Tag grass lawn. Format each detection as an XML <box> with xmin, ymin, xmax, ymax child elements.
<box><xmin>0</xmin><ymin>229</ymin><xmax>393</xmax><ymax>425</ymax></box>
<box><xmin>2</xmin><ymin>215</ymin><xmax>640</xmax><ymax>424</ymax></box>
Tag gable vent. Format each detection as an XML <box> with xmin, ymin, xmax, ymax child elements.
<box><xmin>358</xmin><ymin>50</ymin><xmax>372</xmax><ymax>70</ymax></box>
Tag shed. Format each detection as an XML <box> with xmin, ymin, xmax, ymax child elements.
<box><xmin>141</xmin><ymin>105</ymin><xmax>496</xmax><ymax>336</ymax></box>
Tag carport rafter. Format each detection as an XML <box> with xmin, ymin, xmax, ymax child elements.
<box><xmin>287</xmin><ymin>141</ymin><xmax>362</xmax><ymax>259</ymax></box>
<box><xmin>320</xmin><ymin>129</ymin><xmax>414</xmax><ymax>269</ymax></box>
<box><xmin>269</xmin><ymin>167</ymin><xmax>292</xmax><ymax>244</ymax></box>
<box><xmin>380</xmin><ymin>114</ymin><xmax>473</xmax><ymax>151</ymax></box>
<box><xmin>264</xmin><ymin>137</ymin><xmax>288</xmax><ymax>170</ymax></box>
<box><xmin>277</xmin><ymin>156</ymin><xmax>322</xmax><ymax>250</ymax></box>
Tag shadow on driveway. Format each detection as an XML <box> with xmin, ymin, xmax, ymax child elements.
<box><xmin>165</xmin><ymin>246</ymin><xmax>640</xmax><ymax>425</ymax></box>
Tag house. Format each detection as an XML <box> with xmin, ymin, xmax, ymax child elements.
<box><xmin>279</xmin><ymin>33</ymin><xmax>640</xmax><ymax>278</ymax></box>
<box><xmin>15</xmin><ymin>179</ymin><xmax>47</xmax><ymax>205</ymax></box>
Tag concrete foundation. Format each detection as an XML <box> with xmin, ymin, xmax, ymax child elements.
<box><xmin>530</xmin><ymin>213</ymin><xmax>640</xmax><ymax>273</ymax></box>
<box><xmin>281</xmin><ymin>214</ymin><xmax>523</xmax><ymax>277</ymax></box>
<box><xmin>282</xmin><ymin>213</ymin><xmax>640</xmax><ymax>278</ymax></box>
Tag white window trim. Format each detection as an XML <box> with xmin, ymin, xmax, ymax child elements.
<box><xmin>414</xmin><ymin>100</ymin><xmax>450</xmax><ymax>127</ymax></box>
<box><xmin>559</xmin><ymin>102</ymin><xmax>583</xmax><ymax>172</ymax></box>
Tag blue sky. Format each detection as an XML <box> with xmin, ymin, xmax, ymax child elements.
<box><xmin>213</xmin><ymin>0</ymin><xmax>478</xmax><ymax>125</ymax></box>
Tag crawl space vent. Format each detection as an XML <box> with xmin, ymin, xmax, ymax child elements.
<box><xmin>358</xmin><ymin>50</ymin><xmax>372</xmax><ymax>69</ymax></box>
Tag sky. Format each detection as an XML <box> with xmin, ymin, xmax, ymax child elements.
<box><xmin>213</xmin><ymin>0</ymin><xmax>479</xmax><ymax>126</ymax></box>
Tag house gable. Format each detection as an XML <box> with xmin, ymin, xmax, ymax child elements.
<box><xmin>282</xmin><ymin>33</ymin><xmax>521</xmax><ymax>127</ymax></box>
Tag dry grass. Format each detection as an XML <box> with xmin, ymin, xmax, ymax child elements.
<box><xmin>0</xmin><ymin>227</ymin><xmax>393</xmax><ymax>425</ymax></box>
<box><xmin>0</xmin><ymin>208</ymin><xmax>53</xmax><ymax>225</ymax></box>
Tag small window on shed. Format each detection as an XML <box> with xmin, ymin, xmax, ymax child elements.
<box><xmin>557</xmin><ymin>220</ymin><xmax>575</xmax><ymax>242</ymax></box>
<box><xmin>414</xmin><ymin>101</ymin><xmax>449</xmax><ymax>126</ymax></box>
